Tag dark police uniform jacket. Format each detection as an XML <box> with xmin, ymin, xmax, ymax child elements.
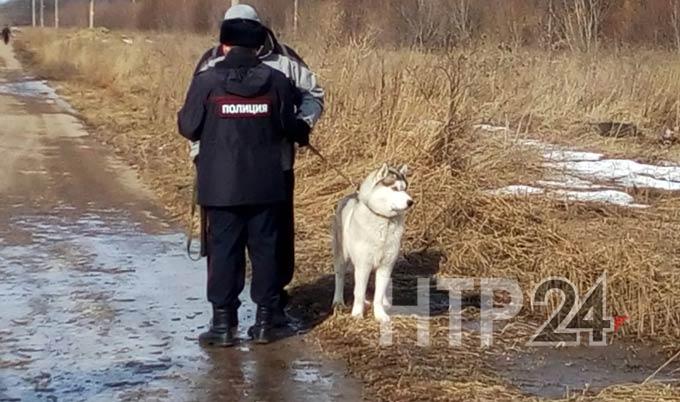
<box><xmin>178</xmin><ymin>47</ymin><xmax>298</xmax><ymax>207</ymax></box>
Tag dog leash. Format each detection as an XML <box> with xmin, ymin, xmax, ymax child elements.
<box><xmin>186</xmin><ymin>144</ymin><xmax>354</xmax><ymax>260</ymax></box>
<box><xmin>306</xmin><ymin>144</ymin><xmax>357</xmax><ymax>189</ymax></box>
<box><xmin>185</xmin><ymin>172</ymin><xmax>203</xmax><ymax>261</ymax></box>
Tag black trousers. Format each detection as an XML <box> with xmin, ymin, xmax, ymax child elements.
<box><xmin>205</xmin><ymin>205</ymin><xmax>281</xmax><ymax>309</ymax></box>
<box><xmin>277</xmin><ymin>170</ymin><xmax>296</xmax><ymax>291</ymax></box>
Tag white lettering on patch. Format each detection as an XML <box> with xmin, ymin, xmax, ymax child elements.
<box><xmin>221</xmin><ymin>103</ymin><xmax>269</xmax><ymax>116</ymax></box>
<box><xmin>213</xmin><ymin>96</ymin><xmax>272</xmax><ymax>118</ymax></box>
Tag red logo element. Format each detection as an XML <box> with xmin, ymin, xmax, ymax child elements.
<box><xmin>614</xmin><ymin>315</ymin><xmax>629</xmax><ymax>332</ymax></box>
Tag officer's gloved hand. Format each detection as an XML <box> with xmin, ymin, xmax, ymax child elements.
<box><xmin>293</xmin><ymin>119</ymin><xmax>311</xmax><ymax>147</ymax></box>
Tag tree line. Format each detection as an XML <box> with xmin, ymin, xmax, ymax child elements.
<box><xmin>8</xmin><ymin>0</ymin><xmax>680</xmax><ymax>51</ymax></box>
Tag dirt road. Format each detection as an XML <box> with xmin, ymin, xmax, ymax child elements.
<box><xmin>0</xmin><ymin>43</ymin><xmax>361</xmax><ymax>401</ymax></box>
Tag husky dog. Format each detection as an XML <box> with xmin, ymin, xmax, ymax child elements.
<box><xmin>332</xmin><ymin>164</ymin><xmax>414</xmax><ymax>323</ymax></box>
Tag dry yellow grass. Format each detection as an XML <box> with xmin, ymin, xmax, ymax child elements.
<box><xmin>13</xmin><ymin>28</ymin><xmax>680</xmax><ymax>401</ymax></box>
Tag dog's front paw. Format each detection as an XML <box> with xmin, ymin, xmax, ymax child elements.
<box><xmin>374</xmin><ymin>310</ymin><xmax>391</xmax><ymax>323</ymax></box>
<box><xmin>382</xmin><ymin>297</ymin><xmax>392</xmax><ymax>309</ymax></box>
<box><xmin>350</xmin><ymin>305</ymin><xmax>364</xmax><ymax>319</ymax></box>
<box><xmin>332</xmin><ymin>300</ymin><xmax>346</xmax><ymax>311</ymax></box>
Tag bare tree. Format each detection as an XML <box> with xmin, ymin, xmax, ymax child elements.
<box><xmin>32</xmin><ymin>0</ymin><xmax>36</xmax><ymax>27</ymax></box>
<box><xmin>399</xmin><ymin>0</ymin><xmax>442</xmax><ymax>47</ymax></box>
<box><xmin>449</xmin><ymin>0</ymin><xmax>474</xmax><ymax>43</ymax></box>
<box><xmin>294</xmin><ymin>0</ymin><xmax>299</xmax><ymax>36</ymax></box>
<box><xmin>54</xmin><ymin>0</ymin><xmax>59</xmax><ymax>28</ymax></box>
<box><xmin>40</xmin><ymin>0</ymin><xmax>44</xmax><ymax>27</ymax></box>
<box><xmin>549</xmin><ymin>0</ymin><xmax>610</xmax><ymax>52</ymax></box>
<box><xmin>89</xmin><ymin>0</ymin><xmax>94</xmax><ymax>29</ymax></box>
<box><xmin>672</xmin><ymin>0</ymin><xmax>680</xmax><ymax>53</ymax></box>
<box><xmin>399</xmin><ymin>0</ymin><xmax>475</xmax><ymax>47</ymax></box>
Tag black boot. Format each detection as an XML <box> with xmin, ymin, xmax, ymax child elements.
<box><xmin>279</xmin><ymin>289</ymin><xmax>290</xmax><ymax>309</ymax></box>
<box><xmin>272</xmin><ymin>305</ymin><xmax>292</xmax><ymax>328</ymax></box>
<box><xmin>272</xmin><ymin>289</ymin><xmax>300</xmax><ymax>328</ymax></box>
<box><xmin>248</xmin><ymin>305</ymin><xmax>275</xmax><ymax>344</ymax></box>
<box><xmin>199</xmin><ymin>306</ymin><xmax>237</xmax><ymax>348</ymax></box>
<box><xmin>272</xmin><ymin>291</ymin><xmax>290</xmax><ymax>328</ymax></box>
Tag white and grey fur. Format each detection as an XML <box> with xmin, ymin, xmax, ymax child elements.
<box><xmin>332</xmin><ymin>164</ymin><xmax>414</xmax><ymax>323</ymax></box>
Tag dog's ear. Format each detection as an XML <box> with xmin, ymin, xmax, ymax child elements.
<box><xmin>398</xmin><ymin>164</ymin><xmax>410</xmax><ymax>177</ymax></box>
<box><xmin>377</xmin><ymin>163</ymin><xmax>390</xmax><ymax>179</ymax></box>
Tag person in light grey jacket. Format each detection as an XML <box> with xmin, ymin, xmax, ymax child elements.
<box><xmin>189</xmin><ymin>4</ymin><xmax>325</xmax><ymax>322</ymax></box>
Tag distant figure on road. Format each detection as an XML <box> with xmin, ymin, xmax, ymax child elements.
<box><xmin>2</xmin><ymin>26</ymin><xmax>10</xmax><ymax>45</ymax></box>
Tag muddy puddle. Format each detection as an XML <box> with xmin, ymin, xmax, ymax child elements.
<box><xmin>494</xmin><ymin>343</ymin><xmax>679</xmax><ymax>399</ymax></box>
<box><xmin>0</xmin><ymin>78</ymin><xmax>78</xmax><ymax>116</ymax></box>
<box><xmin>0</xmin><ymin>206</ymin><xmax>361</xmax><ymax>402</ymax></box>
<box><xmin>389</xmin><ymin>276</ymin><xmax>679</xmax><ymax>399</ymax></box>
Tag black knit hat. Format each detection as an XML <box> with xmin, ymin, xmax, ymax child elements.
<box><xmin>219</xmin><ymin>19</ymin><xmax>266</xmax><ymax>49</ymax></box>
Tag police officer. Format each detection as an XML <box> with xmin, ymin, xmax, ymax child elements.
<box><xmin>190</xmin><ymin>5</ymin><xmax>325</xmax><ymax>320</ymax></box>
<box><xmin>178</xmin><ymin>17</ymin><xmax>299</xmax><ymax>347</ymax></box>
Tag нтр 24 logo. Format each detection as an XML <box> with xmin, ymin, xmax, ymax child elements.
<box><xmin>528</xmin><ymin>273</ymin><xmax>628</xmax><ymax>347</ymax></box>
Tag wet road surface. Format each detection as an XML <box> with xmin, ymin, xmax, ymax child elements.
<box><xmin>0</xmin><ymin>43</ymin><xmax>361</xmax><ymax>401</ymax></box>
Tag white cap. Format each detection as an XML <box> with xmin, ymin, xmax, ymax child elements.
<box><xmin>224</xmin><ymin>4</ymin><xmax>262</xmax><ymax>24</ymax></box>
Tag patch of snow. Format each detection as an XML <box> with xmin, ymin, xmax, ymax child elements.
<box><xmin>491</xmin><ymin>185</ymin><xmax>545</xmax><ymax>196</ymax></box>
<box><xmin>546</xmin><ymin>159</ymin><xmax>680</xmax><ymax>191</ymax></box>
<box><xmin>537</xmin><ymin>175</ymin><xmax>605</xmax><ymax>190</ymax></box>
<box><xmin>619</xmin><ymin>175</ymin><xmax>680</xmax><ymax>191</ymax></box>
<box><xmin>559</xmin><ymin>190</ymin><xmax>645</xmax><ymax>208</ymax></box>
<box><xmin>543</xmin><ymin>149</ymin><xmax>604</xmax><ymax>162</ymax></box>
<box><xmin>488</xmin><ymin>186</ymin><xmax>647</xmax><ymax>208</ymax></box>
<box><xmin>476</xmin><ymin>124</ymin><xmax>509</xmax><ymax>132</ymax></box>
<box><xmin>475</xmin><ymin>124</ymin><xmax>680</xmax><ymax>208</ymax></box>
